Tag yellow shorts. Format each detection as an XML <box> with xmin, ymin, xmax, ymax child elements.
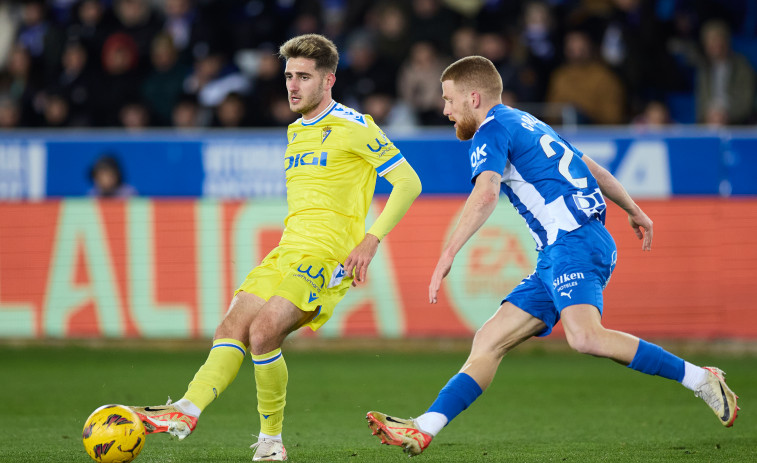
<box><xmin>235</xmin><ymin>246</ymin><xmax>351</xmax><ymax>331</ymax></box>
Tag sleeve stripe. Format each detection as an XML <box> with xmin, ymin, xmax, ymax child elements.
<box><xmin>376</xmin><ymin>153</ymin><xmax>405</xmax><ymax>177</ymax></box>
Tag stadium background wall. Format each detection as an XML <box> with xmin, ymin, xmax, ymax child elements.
<box><xmin>0</xmin><ymin>197</ymin><xmax>755</xmax><ymax>340</ymax></box>
<box><xmin>0</xmin><ymin>127</ymin><xmax>755</xmax><ymax>340</ymax></box>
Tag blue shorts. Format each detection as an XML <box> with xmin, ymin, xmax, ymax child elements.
<box><xmin>504</xmin><ymin>219</ymin><xmax>617</xmax><ymax>337</ymax></box>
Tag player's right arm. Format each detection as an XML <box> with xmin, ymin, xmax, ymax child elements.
<box><xmin>429</xmin><ymin>170</ymin><xmax>501</xmax><ymax>303</ymax></box>
<box><xmin>583</xmin><ymin>155</ymin><xmax>653</xmax><ymax>251</ymax></box>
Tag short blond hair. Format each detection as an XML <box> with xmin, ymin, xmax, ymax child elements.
<box><xmin>441</xmin><ymin>56</ymin><xmax>503</xmax><ymax>100</ymax></box>
<box><xmin>279</xmin><ymin>34</ymin><xmax>339</xmax><ymax>73</ymax></box>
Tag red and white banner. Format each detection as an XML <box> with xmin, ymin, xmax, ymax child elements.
<box><xmin>1</xmin><ymin>198</ymin><xmax>755</xmax><ymax>339</ymax></box>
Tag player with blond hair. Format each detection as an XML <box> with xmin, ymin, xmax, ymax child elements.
<box><xmin>127</xmin><ymin>34</ymin><xmax>421</xmax><ymax>461</ymax></box>
<box><xmin>366</xmin><ymin>56</ymin><xmax>738</xmax><ymax>456</ymax></box>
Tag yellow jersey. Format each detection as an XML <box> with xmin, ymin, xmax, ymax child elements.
<box><xmin>280</xmin><ymin>101</ymin><xmax>405</xmax><ymax>262</ymax></box>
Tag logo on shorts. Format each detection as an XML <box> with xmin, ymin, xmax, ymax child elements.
<box><xmin>308</xmin><ymin>291</ymin><xmax>319</xmax><ymax>303</ymax></box>
<box><xmin>296</xmin><ymin>264</ymin><xmax>326</xmax><ymax>289</ymax></box>
<box><xmin>560</xmin><ymin>289</ymin><xmax>573</xmax><ymax>299</ymax></box>
<box><xmin>553</xmin><ymin>272</ymin><xmax>584</xmax><ymax>292</ymax></box>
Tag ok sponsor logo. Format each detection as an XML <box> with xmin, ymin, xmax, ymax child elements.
<box><xmin>470</xmin><ymin>143</ymin><xmax>488</xmax><ymax>170</ymax></box>
<box><xmin>285</xmin><ymin>151</ymin><xmax>328</xmax><ymax>171</ymax></box>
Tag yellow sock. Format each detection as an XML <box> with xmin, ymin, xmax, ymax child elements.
<box><xmin>183</xmin><ymin>338</ymin><xmax>247</xmax><ymax>411</ymax></box>
<box><xmin>252</xmin><ymin>348</ymin><xmax>288</xmax><ymax>435</ymax></box>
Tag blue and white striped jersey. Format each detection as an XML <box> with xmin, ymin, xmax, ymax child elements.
<box><xmin>469</xmin><ymin>104</ymin><xmax>606</xmax><ymax>251</ymax></box>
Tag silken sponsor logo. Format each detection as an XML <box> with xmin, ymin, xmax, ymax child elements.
<box><xmin>285</xmin><ymin>151</ymin><xmax>328</xmax><ymax>171</ymax></box>
<box><xmin>553</xmin><ymin>272</ymin><xmax>584</xmax><ymax>289</ymax></box>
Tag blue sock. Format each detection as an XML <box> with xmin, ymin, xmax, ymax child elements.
<box><xmin>427</xmin><ymin>373</ymin><xmax>483</xmax><ymax>423</ymax></box>
<box><xmin>627</xmin><ymin>339</ymin><xmax>685</xmax><ymax>382</ymax></box>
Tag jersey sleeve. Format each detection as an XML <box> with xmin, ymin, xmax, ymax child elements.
<box><xmin>351</xmin><ymin>116</ymin><xmax>405</xmax><ymax>177</ymax></box>
<box><xmin>469</xmin><ymin>120</ymin><xmax>510</xmax><ymax>184</ymax></box>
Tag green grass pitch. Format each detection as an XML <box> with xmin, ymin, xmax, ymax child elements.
<box><xmin>1</xmin><ymin>343</ymin><xmax>755</xmax><ymax>462</ymax></box>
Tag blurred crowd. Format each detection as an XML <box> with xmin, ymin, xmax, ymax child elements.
<box><xmin>0</xmin><ymin>0</ymin><xmax>755</xmax><ymax>130</ymax></box>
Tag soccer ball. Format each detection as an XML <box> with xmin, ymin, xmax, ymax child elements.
<box><xmin>82</xmin><ymin>404</ymin><xmax>146</xmax><ymax>463</ymax></box>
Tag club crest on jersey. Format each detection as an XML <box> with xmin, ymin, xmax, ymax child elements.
<box><xmin>321</xmin><ymin>126</ymin><xmax>332</xmax><ymax>144</ymax></box>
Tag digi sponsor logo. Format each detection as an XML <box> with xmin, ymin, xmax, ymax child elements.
<box><xmin>285</xmin><ymin>151</ymin><xmax>328</xmax><ymax>171</ymax></box>
<box><xmin>553</xmin><ymin>272</ymin><xmax>584</xmax><ymax>291</ymax></box>
<box><xmin>470</xmin><ymin>143</ymin><xmax>488</xmax><ymax>170</ymax></box>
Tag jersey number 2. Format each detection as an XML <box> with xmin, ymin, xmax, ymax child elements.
<box><xmin>539</xmin><ymin>134</ymin><xmax>587</xmax><ymax>188</ymax></box>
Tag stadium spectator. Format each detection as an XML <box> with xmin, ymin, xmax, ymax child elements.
<box><xmin>333</xmin><ymin>31</ymin><xmax>396</xmax><ymax>111</ymax></box>
<box><xmin>119</xmin><ymin>101</ymin><xmax>151</xmax><ymax>131</ymax></box>
<box><xmin>183</xmin><ymin>50</ymin><xmax>249</xmax><ymax>110</ymax></box>
<box><xmin>246</xmin><ymin>49</ymin><xmax>287</xmax><ymax>127</ymax></box>
<box><xmin>546</xmin><ymin>29</ymin><xmax>626</xmax><ymax>124</ymax></box>
<box><xmin>111</xmin><ymin>0</ymin><xmax>163</xmax><ymax>72</ymax></box>
<box><xmin>397</xmin><ymin>41</ymin><xmax>447</xmax><ymax>125</ymax></box>
<box><xmin>63</xmin><ymin>0</ymin><xmax>112</xmax><ymax>70</ymax></box>
<box><xmin>632</xmin><ymin>99</ymin><xmax>674</xmax><ymax>131</ymax></box>
<box><xmin>16</xmin><ymin>1</ymin><xmax>50</xmax><ymax>61</ymax></box>
<box><xmin>361</xmin><ymin>92</ymin><xmax>418</xmax><ymax>132</ymax></box>
<box><xmin>517</xmin><ymin>1</ymin><xmax>561</xmax><ymax>101</ymax></box>
<box><xmin>0</xmin><ymin>97</ymin><xmax>20</xmax><ymax>129</ymax></box>
<box><xmin>160</xmin><ymin>0</ymin><xmax>211</xmax><ymax>66</ymax></box>
<box><xmin>92</xmin><ymin>32</ymin><xmax>142</xmax><ymax>126</ymax></box>
<box><xmin>171</xmin><ymin>93</ymin><xmax>200</xmax><ymax>128</ymax></box>
<box><xmin>3</xmin><ymin>44</ymin><xmax>38</xmax><ymax>126</ymax></box>
<box><xmin>0</xmin><ymin>2</ymin><xmax>18</xmax><ymax>69</ymax></box>
<box><xmin>56</xmin><ymin>40</ymin><xmax>96</xmax><ymax>126</ymax></box>
<box><xmin>141</xmin><ymin>34</ymin><xmax>190</xmax><ymax>126</ymax></box>
<box><xmin>212</xmin><ymin>92</ymin><xmax>249</xmax><ymax>128</ymax></box>
<box><xmin>478</xmin><ymin>32</ymin><xmax>540</xmax><ymax>104</ymax></box>
<box><xmin>88</xmin><ymin>154</ymin><xmax>137</xmax><ymax>197</ymax></box>
<box><xmin>407</xmin><ymin>0</ymin><xmax>461</xmax><ymax>55</ymax></box>
<box><xmin>38</xmin><ymin>91</ymin><xmax>72</xmax><ymax>127</ymax></box>
<box><xmin>369</xmin><ymin>3</ymin><xmax>413</xmax><ymax>72</ymax></box>
<box><xmin>450</xmin><ymin>26</ymin><xmax>477</xmax><ymax>61</ymax></box>
<box><xmin>695</xmin><ymin>19</ymin><xmax>756</xmax><ymax>125</ymax></box>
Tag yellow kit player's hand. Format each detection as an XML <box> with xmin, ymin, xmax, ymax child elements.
<box><xmin>344</xmin><ymin>233</ymin><xmax>379</xmax><ymax>286</ymax></box>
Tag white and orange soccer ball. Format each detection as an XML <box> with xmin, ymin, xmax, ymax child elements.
<box><xmin>82</xmin><ymin>404</ymin><xmax>146</xmax><ymax>463</ymax></box>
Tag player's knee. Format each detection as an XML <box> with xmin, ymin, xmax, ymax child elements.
<box><xmin>565</xmin><ymin>329</ymin><xmax>601</xmax><ymax>355</ymax></box>
<box><xmin>214</xmin><ymin>318</ymin><xmax>248</xmax><ymax>345</ymax></box>
<box><xmin>471</xmin><ymin>329</ymin><xmax>512</xmax><ymax>359</ymax></box>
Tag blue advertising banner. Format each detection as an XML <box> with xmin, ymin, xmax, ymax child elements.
<box><xmin>0</xmin><ymin>127</ymin><xmax>754</xmax><ymax>199</ymax></box>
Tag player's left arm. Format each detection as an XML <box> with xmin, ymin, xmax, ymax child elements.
<box><xmin>583</xmin><ymin>154</ymin><xmax>653</xmax><ymax>251</ymax></box>
<box><xmin>429</xmin><ymin>170</ymin><xmax>501</xmax><ymax>303</ymax></box>
<box><xmin>343</xmin><ymin>161</ymin><xmax>422</xmax><ymax>286</ymax></box>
